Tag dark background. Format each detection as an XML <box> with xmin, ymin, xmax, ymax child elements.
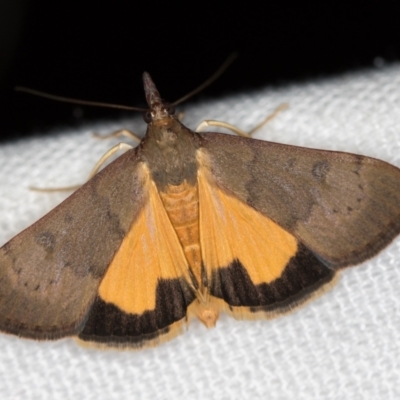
<box><xmin>1</xmin><ymin>0</ymin><xmax>400</xmax><ymax>141</ymax></box>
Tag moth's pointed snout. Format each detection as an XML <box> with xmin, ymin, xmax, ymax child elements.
<box><xmin>143</xmin><ymin>72</ymin><xmax>173</xmax><ymax>123</ymax></box>
<box><xmin>143</xmin><ymin>72</ymin><xmax>162</xmax><ymax>110</ymax></box>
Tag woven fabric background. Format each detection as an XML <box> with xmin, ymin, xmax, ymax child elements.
<box><xmin>1</xmin><ymin>65</ymin><xmax>400</xmax><ymax>399</ymax></box>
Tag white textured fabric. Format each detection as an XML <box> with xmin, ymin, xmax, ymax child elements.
<box><xmin>1</xmin><ymin>65</ymin><xmax>400</xmax><ymax>400</ymax></box>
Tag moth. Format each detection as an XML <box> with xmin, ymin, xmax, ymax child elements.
<box><xmin>1</xmin><ymin>72</ymin><xmax>400</xmax><ymax>349</ymax></box>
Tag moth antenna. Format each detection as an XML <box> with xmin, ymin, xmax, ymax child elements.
<box><xmin>16</xmin><ymin>53</ymin><xmax>237</xmax><ymax>113</ymax></box>
<box><xmin>172</xmin><ymin>52</ymin><xmax>238</xmax><ymax>106</ymax></box>
<box><xmin>14</xmin><ymin>86</ymin><xmax>148</xmax><ymax>112</ymax></box>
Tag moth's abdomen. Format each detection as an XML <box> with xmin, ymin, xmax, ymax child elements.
<box><xmin>159</xmin><ymin>181</ymin><xmax>202</xmax><ymax>287</ymax></box>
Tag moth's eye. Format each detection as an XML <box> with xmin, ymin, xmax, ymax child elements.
<box><xmin>143</xmin><ymin>111</ymin><xmax>152</xmax><ymax>123</ymax></box>
<box><xmin>166</xmin><ymin>104</ymin><xmax>175</xmax><ymax>115</ymax></box>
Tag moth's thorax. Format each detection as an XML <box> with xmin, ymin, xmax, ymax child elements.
<box><xmin>142</xmin><ymin>117</ymin><xmax>201</xmax><ymax>189</ymax></box>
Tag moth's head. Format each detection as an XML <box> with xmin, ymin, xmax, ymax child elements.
<box><xmin>142</xmin><ymin>72</ymin><xmax>176</xmax><ymax>124</ymax></box>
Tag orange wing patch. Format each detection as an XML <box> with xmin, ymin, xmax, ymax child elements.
<box><xmin>198</xmin><ymin>168</ymin><xmax>298</xmax><ymax>285</ymax></box>
<box><xmin>98</xmin><ymin>166</ymin><xmax>191</xmax><ymax>315</ymax></box>
<box><xmin>197</xmin><ymin>164</ymin><xmax>337</xmax><ymax>320</ymax></box>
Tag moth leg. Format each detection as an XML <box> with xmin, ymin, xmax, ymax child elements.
<box><xmin>86</xmin><ymin>142</ymin><xmax>134</xmax><ymax>179</ymax></box>
<box><xmin>196</xmin><ymin>120</ymin><xmax>250</xmax><ymax>137</ymax></box>
<box><xmin>30</xmin><ymin>142</ymin><xmax>133</xmax><ymax>192</ymax></box>
<box><xmin>92</xmin><ymin>129</ymin><xmax>141</xmax><ymax>143</ymax></box>
<box><xmin>246</xmin><ymin>103</ymin><xmax>288</xmax><ymax>136</ymax></box>
<box><xmin>196</xmin><ymin>103</ymin><xmax>288</xmax><ymax>138</ymax></box>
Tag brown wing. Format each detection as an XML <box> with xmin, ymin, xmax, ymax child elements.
<box><xmin>0</xmin><ymin>148</ymin><xmax>148</xmax><ymax>339</ymax></box>
<box><xmin>199</xmin><ymin>132</ymin><xmax>400</xmax><ymax>268</ymax></box>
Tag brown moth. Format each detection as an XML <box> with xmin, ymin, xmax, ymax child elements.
<box><xmin>1</xmin><ymin>73</ymin><xmax>400</xmax><ymax>349</ymax></box>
